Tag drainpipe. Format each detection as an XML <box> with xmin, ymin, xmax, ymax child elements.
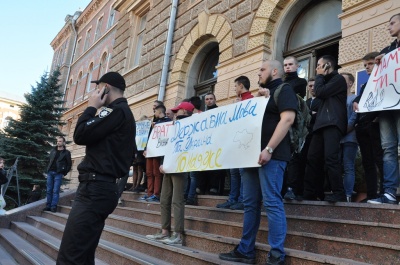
<box><xmin>158</xmin><ymin>0</ymin><xmax>178</xmax><ymax>101</ymax></box>
<box><xmin>63</xmin><ymin>13</ymin><xmax>79</xmax><ymax>100</ymax></box>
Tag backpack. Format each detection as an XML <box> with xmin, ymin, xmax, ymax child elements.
<box><xmin>274</xmin><ymin>83</ymin><xmax>311</xmax><ymax>155</ymax></box>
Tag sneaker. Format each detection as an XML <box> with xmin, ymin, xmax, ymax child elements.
<box><xmin>50</xmin><ymin>207</ymin><xmax>57</xmax><ymax>213</ymax></box>
<box><xmin>324</xmin><ymin>192</ymin><xmax>346</xmax><ymax>203</ymax></box>
<box><xmin>43</xmin><ymin>207</ymin><xmax>51</xmax><ymax>211</ymax></box>
<box><xmin>230</xmin><ymin>202</ymin><xmax>244</xmax><ymax>210</ymax></box>
<box><xmin>209</xmin><ymin>188</ymin><xmax>218</xmax><ymax>194</ymax></box>
<box><xmin>196</xmin><ymin>188</ymin><xmax>202</xmax><ymax>194</ymax></box>
<box><xmin>146</xmin><ymin>232</ymin><xmax>169</xmax><ymax>241</ymax></box>
<box><xmin>185</xmin><ymin>198</ymin><xmax>197</xmax><ymax>206</ymax></box>
<box><xmin>159</xmin><ymin>232</ymin><xmax>182</xmax><ymax>245</ymax></box>
<box><xmin>266</xmin><ymin>250</ymin><xmax>285</xmax><ymax>265</ymax></box>
<box><xmin>146</xmin><ymin>195</ymin><xmax>160</xmax><ymax>202</ymax></box>
<box><xmin>284</xmin><ymin>188</ymin><xmax>296</xmax><ymax>200</ymax></box>
<box><xmin>219</xmin><ymin>246</ymin><xmax>255</xmax><ymax>264</ymax></box>
<box><xmin>216</xmin><ymin>201</ymin><xmax>235</xmax><ymax>209</ymax></box>
<box><xmin>139</xmin><ymin>195</ymin><xmax>149</xmax><ymax>200</ymax></box>
<box><xmin>367</xmin><ymin>193</ymin><xmax>397</xmax><ymax>204</ymax></box>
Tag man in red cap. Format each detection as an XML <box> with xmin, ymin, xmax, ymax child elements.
<box><xmin>146</xmin><ymin>101</ymin><xmax>194</xmax><ymax>245</ymax></box>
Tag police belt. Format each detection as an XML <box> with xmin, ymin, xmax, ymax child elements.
<box><xmin>78</xmin><ymin>173</ymin><xmax>117</xmax><ymax>183</ymax></box>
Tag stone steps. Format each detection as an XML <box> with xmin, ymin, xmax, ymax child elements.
<box><xmin>0</xmin><ymin>191</ymin><xmax>398</xmax><ymax>264</ymax></box>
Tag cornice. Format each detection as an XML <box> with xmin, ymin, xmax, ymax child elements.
<box><xmin>339</xmin><ymin>0</ymin><xmax>384</xmax><ymax>19</ymax></box>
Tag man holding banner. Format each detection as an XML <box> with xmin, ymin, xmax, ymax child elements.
<box><xmin>219</xmin><ymin>60</ymin><xmax>297</xmax><ymax>265</ymax></box>
<box><xmin>365</xmin><ymin>13</ymin><xmax>400</xmax><ymax>205</ymax></box>
<box><xmin>146</xmin><ymin>101</ymin><xmax>195</xmax><ymax>245</ymax></box>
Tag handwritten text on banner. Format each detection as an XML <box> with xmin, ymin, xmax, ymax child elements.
<box><xmin>146</xmin><ymin>121</ymin><xmax>174</xmax><ymax>157</ymax></box>
<box><xmin>358</xmin><ymin>48</ymin><xmax>400</xmax><ymax>112</ymax></box>
<box><xmin>135</xmin><ymin>120</ymin><xmax>151</xmax><ymax>151</ymax></box>
<box><xmin>160</xmin><ymin>97</ymin><xmax>268</xmax><ymax>173</ymax></box>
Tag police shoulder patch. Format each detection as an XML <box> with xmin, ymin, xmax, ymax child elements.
<box><xmin>99</xmin><ymin>107</ymin><xmax>113</xmax><ymax>118</ymax></box>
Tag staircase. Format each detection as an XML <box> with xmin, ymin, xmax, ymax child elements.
<box><xmin>0</xmin><ymin>190</ymin><xmax>399</xmax><ymax>265</ymax></box>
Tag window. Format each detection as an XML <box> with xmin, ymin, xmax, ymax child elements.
<box><xmin>192</xmin><ymin>44</ymin><xmax>219</xmax><ymax>111</ymax></box>
<box><xmin>107</xmin><ymin>9</ymin><xmax>116</xmax><ymax>29</ymax></box>
<box><xmin>129</xmin><ymin>11</ymin><xmax>148</xmax><ymax>69</ymax></box>
<box><xmin>99</xmin><ymin>52</ymin><xmax>108</xmax><ymax>77</ymax></box>
<box><xmin>59</xmin><ymin>41</ymin><xmax>68</xmax><ymax>66</ymax></box>
<box><xmin>287</xmin><ymin>0</ymin><xmax>341</xmax><ymax>51</ymax></box>
<box><xmin>86</xmin><ymin>63</ymin><xmax>94</xmax><ymax>93</ymax></box>
<box><xmin>283</xmin><ymin>0</ymin><xmax>341</xmax><ymax>97</ymax></box>
<box><xmin>95</xmin><ymin>17</ymin><xmax>103</xmax><ymax>41</ymax></box>
<box><xmin>74</xmin><ymin>72</ymin><xmax>83</xmax><ymax>103</ymax></box>
<box><xmin>75</xmin><ymin>38</ymin><xmax>81</xmax><ymax>58</ymax></box>
<box><xmin>84</xmin><ymin>29</ymin><xmax>91</xmax><ymax>52</ymax></box>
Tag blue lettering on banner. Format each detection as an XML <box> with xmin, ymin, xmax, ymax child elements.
<box><xmin>229</xmin><ymin>100</ymin><xmax>257</xmax><ymax>122</ymax></box>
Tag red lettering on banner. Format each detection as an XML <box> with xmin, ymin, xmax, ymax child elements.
<box><xmin>375</xmin><ymin>48</ymin><xmax>400</xmax><ymax>77</ymax></box>
<box><xmin>151</xmin><ymin>123</ymin><xmax>173</xmax><ymax>139</ymax></box>
<box><xmin>395</xmin><ymin>67</ymin><xmax>400</xmax><ymax>83</ymax></box>
<box><xmin>373</xmin><ymin>73</ymin><xmax>388</xmax><ymax>90</ymax></box>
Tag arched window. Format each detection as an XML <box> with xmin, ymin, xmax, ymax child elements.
<box><xmin>283</xmin><ymin>0</ymin><xmax>342</xmax><ymax>81</ymax></box>
<box><xmin>74</xmin><ymin>72</ymin><xmax>83</xmax><ymax>103</ymax></box>
<box><xmin>86</xmin><ymin>63</ymin><xmax>94</xmax><ymax>93</ymax></box>
<box><xmin>99</xmin><ymin>52</ymin><xmax>108</xmax><ymax>77</ymax></box>
<box><xmin>188</xmin><ymin>42</ymin><xmax>219</xmax><ymax>110</ymax></box>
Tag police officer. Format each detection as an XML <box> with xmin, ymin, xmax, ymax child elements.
<box><xmin>57</xmin><ymin>72</ymin><xmax>136</xmax><ymax>265</ymax></box>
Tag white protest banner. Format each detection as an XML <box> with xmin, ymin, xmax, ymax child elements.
<box><xmin>146</xmin><ymin>121</ymin><xmax>175</xmax><ymax>157</ymax></box>
<box><xmin>135</xmin><ymin>120</ymin><xmax>151</xmax><ymax>151</ymax></box>
<box><xmin>358</xmin><ymin>48</ymin><xmax>400</xmax><ymax>112</ymax></box>
<box><xmin>162</xmin><ymin>97</ymin><xmax>268</xmax><ymax>173</ymax></box>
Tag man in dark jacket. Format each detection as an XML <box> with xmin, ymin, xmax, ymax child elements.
<box><xmin>366</xmin><ymin>13</ymin><xmax>400</xmax><ymax>205</ymax></box>
<box><xmin>352</xmin><ymin>52</ymin><xmax>384</xmax><ymax>201</ymax></box>
<box><xmin>57</xmin><ymin>72</ymin><xmax>136</xmax><ymax>265</ymax></box>
<box><xmin>303</xmin><ymin>55</ymin><xmax>348</xmax><ymax>203</ymax></box>
<box><xmin>283</xmin><ymin>56</ymin><xmax>307</xmax><ymax>98</ymax></box>
<box><xmin>0</xmin><ymin>157</ymin><xmax>8</xmax><ymax>185</ymax></box>
<box><xmin>44</xmin><ymin>136</ymin><xmax>71</xmax><ymax>212</ymax></box>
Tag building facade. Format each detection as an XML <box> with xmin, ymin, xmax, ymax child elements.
<box><xmin>51</xmin><ymin>0</ymin><xmax>400</xmax><ymax>188</ymax></box>
<box><xmin>0</xmin><ymin>96</ymin><xmax>23</xmax><ymax>130</ymax></box>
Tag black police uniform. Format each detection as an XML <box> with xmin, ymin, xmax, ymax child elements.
<box><xmin>57</xmin><ymin>97</ymin><xmax>135</xmax><ymax>265</ymax></box>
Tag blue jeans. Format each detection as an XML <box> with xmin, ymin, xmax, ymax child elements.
<box><xmin>46</xmin><ymin>171</ymin><xmax>63</xmax><ymax>208</ymax></box>
<box><xmin>187</xmin><ymin>171</ymin><xmax>199</xmax><ymax>200</ymax></box>
<box><xmin>379</xmin><ymin>110</ymin><xmax>400</xmax><ymax>195</ymax></box>
<box><xmin>228</xmin><ymin>168</ymin><xmax>243</xmax><ymax>203</ymax></box>
<box><xmin>237</xmin><ymin>160</ymin><xmax>287</xmax><ymax>260</ymax></box>
<box><xmin>342</xmin><ymin>142</ymin><xmax>358</xmax><ymax>196</ymax></box>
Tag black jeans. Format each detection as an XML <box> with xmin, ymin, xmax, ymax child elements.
<box><xmin>285</xmin><ymin>132</ymin><xmax>313</xmax><ymax>196</ymax></box>
<box><xmin>355</xmin><ymin>121</ymin><xmax>384</xmax><ymax>198</ymax></box>
<box><xmin>57</xmin><ymin>181</ymin><xmax>118</xmax><ymax>265</ymax></box>
<box><xmin>304</xmin><ymin>126</ymin><xmax>344</xmax><ymax>199</ymax></box>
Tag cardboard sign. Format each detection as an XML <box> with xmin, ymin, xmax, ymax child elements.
<box><xmin>358</xmin><ymin>48</ymin><xmax>400</xmax><ymax>112</ymax></box>
<box><xmin>146</xmin><ymin>121</ymin><xmax>174</xmax><ymax>157</ymax></box>
<box><xmin>160</xmin><ymin>97</ymin><xmax>268</xmax><ymax>173</ymax></box>
<box><xmin>135</xmin><ymin>120</ymin><xmax>151</xmax><ymax>151</ymax></box>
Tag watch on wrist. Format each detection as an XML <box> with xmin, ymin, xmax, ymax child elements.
<box><xmin>265</xmin><ymin>146</ymin><xmax>273</xmax><ymax>154</ymax></box>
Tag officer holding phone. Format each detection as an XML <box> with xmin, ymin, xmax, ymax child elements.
<box><xmin>303</xmin><ymin>55</ymin><xmax>348</xmax><ymax>203</ymax></box>
<box><xmin>57</xmin><ymin>72</ymin><xmax>136</xmax><ymax>265</ymax></box>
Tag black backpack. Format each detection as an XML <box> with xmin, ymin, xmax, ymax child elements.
<box><xmin>273</xmin><ymin>83</ymin><xmax>311</xmax><ymax>154</ymax></box>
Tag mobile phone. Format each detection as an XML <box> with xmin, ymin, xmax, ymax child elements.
<box><xmin>324</xmin><ymin>63</ymin><xmax>331</xmax><ymax>70</ymax></box>
<box><xmin>101</xmin><ymin>88</ymin><xmax>109</xmax><ymax>100</ymax></box>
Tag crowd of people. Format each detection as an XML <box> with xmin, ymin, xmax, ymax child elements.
<box><xmin>136</xmin><ymin>13</ymin><xmax>400</xmax><ymax>265</ymax></box>
<box><xmin>37</xmin><ymin>13</ymin><xmax>400</xmax><ymax>265</ymax></box>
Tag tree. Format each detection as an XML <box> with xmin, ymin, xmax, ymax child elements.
<box><xmin>0</xmin><ymin>69</ymin><xmax>66</xmax><ymax>208</ymax></box>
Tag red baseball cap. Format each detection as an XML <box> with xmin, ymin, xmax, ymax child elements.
<box><xmin>171</xmin><ymin>102</ymin><xmax>195</xmax><ymax>113</ymax></box>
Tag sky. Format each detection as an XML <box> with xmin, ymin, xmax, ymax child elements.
<box><xmin>1</xmin><ymin>1</ymin><xmax>92</xmax><ymax>102</ymax></box>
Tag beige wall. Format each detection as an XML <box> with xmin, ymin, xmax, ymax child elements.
<box><xmin>57</xmin><ymin>0</ymin><xmax>400</xmax><ymax>188</ymax></box>
<box><xmin>0</xmin><ymin>97</ymin><xmax>23</xmax><ymax>130</ymax></box>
